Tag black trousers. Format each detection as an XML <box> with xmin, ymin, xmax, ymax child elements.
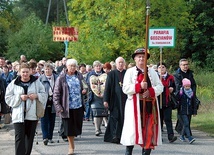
<box><xmin>160</xmin><ymin>106</ymin><xmax>174</xmax><ymax>139</ymax></box>
<box><xmin>14</xmin><ymin>120</ymin><xmax>38</xmax><ymax>155</ymax></box>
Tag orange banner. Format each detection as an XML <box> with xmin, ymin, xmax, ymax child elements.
<box><xmin>53</xmin><ymin>27</ymin><xmax>78</xmax><ymax>42</ymax></box>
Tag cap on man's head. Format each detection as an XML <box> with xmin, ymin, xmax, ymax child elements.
<box><xmin>132</xmin><ymin>47</ymin><xmax>150</xmax><ymax>59</ymax></box>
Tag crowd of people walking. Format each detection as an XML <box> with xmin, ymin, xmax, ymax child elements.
<box><xmin>0</xmin><ymin>48</ymin><xmax>199</xmax><ymax>155</ymax></box>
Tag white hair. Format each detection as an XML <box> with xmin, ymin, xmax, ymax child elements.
<box><xmin>115</xmin><ymin>57</ymin><xmax>125</xmax><ymax>64</ymax></box>
<box><xmin>66</xmin><ymin>59</ymin><xmax>78</xmax><ymax>66</ymax></box>
<box><xmin>86</xmin><ymin>65</ymin><xmax>92</xmax><ymax>69</ymax></box>
<box><xmin>93</xmin><ymin>60</ymin><xmax>102</xmax><ymax>67</ymax></box>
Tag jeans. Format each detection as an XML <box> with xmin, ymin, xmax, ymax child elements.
<box><xmin>84</xmin><ymin>102</ymin><xmax>91</xmax><ymax>119</ymax></box>
<box><xmin>180</xmin><ymin>114</ymin><xmax>191</xmax><ymax>138</ymax></box>
<box><xmin>40</xmin><ymin>107</ymin><xmax>56</xmax><ymax>140</ymax></box>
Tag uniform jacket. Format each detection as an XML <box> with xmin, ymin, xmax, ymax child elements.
<box><xmin>5</xmin><ymin>75</ymin><xmax>48</xmax><ymax>123</ymax></box>
<box><xmin>120</xmin><ymin>66</ymin><xmax>163</xmax><ymax>146</ymax></box>
<box><xmin>53</xmin><ymin>70</ymin><xmax>84</xmax><ymax>118</ymax></box>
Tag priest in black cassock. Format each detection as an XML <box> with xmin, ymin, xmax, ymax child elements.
<box><xmin>103</xmin><ymin>57</ymin><xmax>127</xmax><ymax>144</ymax></box>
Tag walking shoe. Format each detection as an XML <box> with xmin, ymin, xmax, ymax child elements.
<box><xmin>62</xmin><ymin>136</ymin><xmax>68</xmax><ymax>142</ymax></box>
<box><xmin>43</xmin><ymin>139</ymin><xmax>48</xmax><ymax>145</ymax></box>
<box><xmin>188</xmin><ymin>137</ymin><xmax>195</xmax><ymax>144</ymax></box>
<box><xmin>169</xmin><ymin>136</ymin><xmax>177</xmax><ymax>143</ymax></box>
<box><xmin>111</xmin><ymin>137</ymin><xmax>120</xmax><ymax>144</ymax></box>
<box><xmin>63</xmin><ymin>138</ymin><xmax>68</xmax><ymax>142</ymax></box>
<box><xmin>95</xmin><ymin>130</ymin><xmax>100</xmax><ymax>136</ymax></box>
<box><xmin>179</xmin><ymin>135</ymin><xmax>185</xmax><ymax>142</ymax></box>
<box><xmin>0</xmin><ymin>123</ymin><xmax>5</xmax><ymax>129</ymax></box>
<box><xmin>48</xmin><ymin>139</ymin><xmax>54</xmax><ymax>143</ymax></box>
<box><xmin>98</xmin><ymin>130</ymin><xmax>103</xmax><ymax>134</ymax></box>
<box><xmin>68</xmin><ymin>149</ymin><xmax>74</xmax><ymax>155</ymax></box>
<box><xmin>83</xmin><ymin>118</ymin><xmax>90</xmax><ymax>121</ymax></box>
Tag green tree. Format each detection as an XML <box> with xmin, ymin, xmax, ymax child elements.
<box><xmin>2</xmin><ymin>0</ymin><xmax>211</xmax><ymax>69</ymax></box>
<box><xmin>67</xmin><ymin>0</ymin><xmax>148</xmax><ymax>64</ymax></box>
<box><xmin>0</xmin><ymin>0</ymin><xmax>18</xmax><ymax>56</ymax></box>
<box><xmin>14</xmin><ymin>0</ymin><xmax>66</xmax><ymax>24</ymax></box>
<box><xmin>184</xmin><ymin>0</ymin><xmax>214</xmax><ymax>70</ymax></box>
<box><xmin>67</xmin><ymin>0</ymin><xmax>193</xmax><ymax>66</ymax></box>
<box><xmin>147</xmin><ymin>0</ymin><xmax>195</xmax><ymax>69</ymax></box>
<box><xmin>6</xmin><ymin>13</ymin><xmax>64</xmax><ymax>62</ymax></box>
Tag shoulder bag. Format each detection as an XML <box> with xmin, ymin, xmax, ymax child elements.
<box><xmin>195</xmin><ymin>96</ymin><xmax>201</xmax><ymax>110</ymax></box>
<box><xmin>169</xmin><ymin>93</ymin><xmax>179</xmax><ymax>110</ymax></box>
<box><xmin>35</xmin><ymin>83</ymin><xmax>45</xmax><ymax>118</ymax></box>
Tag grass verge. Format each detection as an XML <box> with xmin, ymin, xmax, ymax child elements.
<box><xmin>191</xmin><ymin>111</ymin><xmax>214</xmax><ymax>137</ymax></box>
<box><xmin>172</xmin><ymin>110</ymin><xmax>214</xmax><ymax>137</ymax></box>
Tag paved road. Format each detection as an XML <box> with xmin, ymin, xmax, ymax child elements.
<box><xmin>0</xmin><ymin>117</ymin><xmax>214</xmax><ymax>155</ymax></box>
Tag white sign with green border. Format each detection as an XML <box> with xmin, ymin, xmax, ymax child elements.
<box><xmin>149</xmin><ymin>27</ymin><xmax>176</xmax><ymax>48</ymax></box>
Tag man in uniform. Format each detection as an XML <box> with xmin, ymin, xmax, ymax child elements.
<box><xmin>120</xmin><ymin>48</ymin><xmax>163</xmax><ymax>155</ymax></box>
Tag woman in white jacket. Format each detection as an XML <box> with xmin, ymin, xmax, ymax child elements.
<box><xmin>120</xmin><ymin>48</ymin><xmax>163</xmax><ymax>155</ymax></box>
<box><xmin>5</xmin><ymin>63</ymin><xmax>48</xmax><ymax>155</ymax></box>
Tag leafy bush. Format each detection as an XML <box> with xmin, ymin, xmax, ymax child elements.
<box><xmin>190</xmin><ymin>70</ymin><xmax>214</xmax><ymax>135</ymax></box>
<box><xmin>194</xmin><ymin>71</ymin><xmax>214</xmax><ymax>103</ymax></box>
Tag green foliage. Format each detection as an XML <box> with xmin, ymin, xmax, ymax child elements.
<box><xmin>150</xmin><ymin>0</ymin><xmax>194</xmax><ymax>67</ymax></box>
<box><xmin>192</xmin><ymin>70</ymin><xmax>214</xmax><ymax>135</ymax></box>
<box><xmin>184</xmin><ymin>0</ymin><xmax>214</xmax><ymax>70</ymax></box>
<box><xmin>67</xmin><ymin>0</ymin><xmax>148</xmax><ymax>64</ymax></box>
<box><xmin>0</xmin><ymin>25</ymin><xmax>8</xmax><ymax>57</ymax></box>
<box><xmin>13</xmin><ymin>0</ymin><xmax>65</xmax><ymax>24</ymax></box>
<box><xmin>0</xmin><ymin>0</ymin><xmax>213</xmax><ymax>68</ymax></box>
<box><xmin>191</xmin><ymin>112</ymin><xmax>214</xmax><ymax>137</ymax></box>
<box><xmin>6</xmin><ymin>13</ymin><xmax>64</xmax><ymax>62</ymax></box>
<box><xmin>0</xmin><ymin>0</ymin><xmax>19</xmax><ymax>56</ymax></box>
<box><xmin>194</xmin><ymin>71</ymin><xmax>214</xmax><ymax>103</ymax></box>
<box><xmin>67</xmin><ymin>0</ymin><xmax>194</xmax><ymax>65</ymax></box>
<box><xmin>173</xmin><ymin>70</ymin><xmax>214</xmax><ymax>136</ymax></box>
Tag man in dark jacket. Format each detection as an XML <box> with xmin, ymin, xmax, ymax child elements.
<box><xmin>174</xmin><ymin>59</ymin><xmax>196</xmax><ymax>94</ymax></box>
<box><xmin>103</xmin><ymin>57</ymin><xmax>127</xmax><ymax>144</ymax></box>
<box><xmin>173</xmin><ymin>58</ymin><xmax>197</xmax><ymax>136</ymax></box>
<box><xmin>0</xmin><ymin>77</ymin><xmax>10</xmax><ymax>126</ymax></box>
<box><xmin>56</xmin><ymin>57</ymin><xmax>67</xmax><ymax>74</ymax></box>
